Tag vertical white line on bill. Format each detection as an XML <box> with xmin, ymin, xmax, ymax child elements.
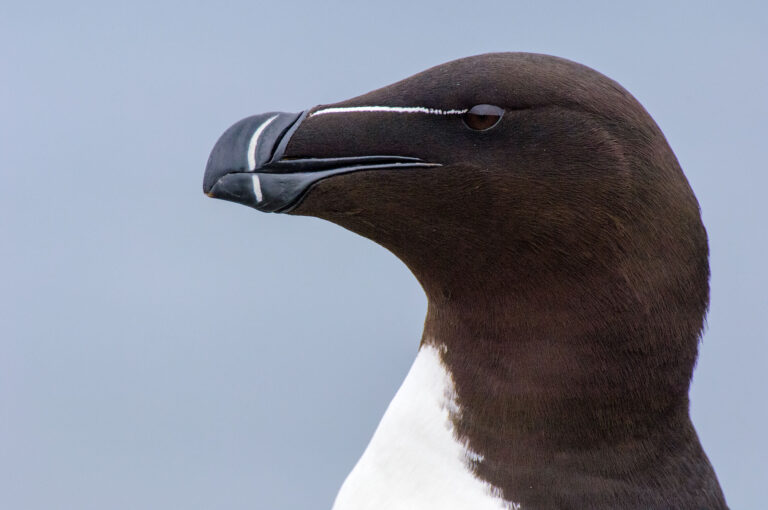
<box><xmin>248</xmin><ymin>115</ymin><xmax>279</xmax><ymax>171</ymax></box>
<box><xmin>251</xmin><ymin>174</ymin><xmax>263</xmax><ymax>203</ymax></box>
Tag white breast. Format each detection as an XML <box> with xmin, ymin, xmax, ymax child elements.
<box><xmin>331</xmin><ymin>344</ymin><xmax>512</xmax><ymax>510</ymax></box>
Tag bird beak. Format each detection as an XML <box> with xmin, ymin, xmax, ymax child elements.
<box><xmin>203</xmin><ymin>111</ymin><xmax>440</xmax><ymax>213</ymax></box>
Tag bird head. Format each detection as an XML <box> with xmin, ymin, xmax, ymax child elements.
<box><xmin>203</xmin><ymin>53</ymin><xmax>707</xmax><ymax>319</ymax></box>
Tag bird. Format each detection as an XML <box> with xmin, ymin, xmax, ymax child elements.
<box><xmin>202</xmin><ymin>52</ymin><xmax>728</xmax><ymax>509</ymax></box>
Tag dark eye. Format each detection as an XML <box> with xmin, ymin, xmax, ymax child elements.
<box><xmin>463</xmin><ymin>104</ymin><xmax>504</xmax><ymax>131</ymax></box>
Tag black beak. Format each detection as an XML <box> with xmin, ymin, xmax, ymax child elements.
<box><xmin>203</xmin><ymin>111</ymin><xmax>440</xmax><ymax>213</ymax></box>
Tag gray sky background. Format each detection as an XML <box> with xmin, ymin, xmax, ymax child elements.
<box><xmin>2</xmin><ymin>1</ymin><xmax>766</xmax><ymax>508</ymax></box>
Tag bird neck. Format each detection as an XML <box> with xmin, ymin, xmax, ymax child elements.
<box><xmin>331</xmin><ymin>344</ymin><xmax>510</xmax><ymax>510</ymax></box>
<box><xmin>417</xmin><ymin>293</ymin><xmax>727</xmax><ymax>508</ymax></box>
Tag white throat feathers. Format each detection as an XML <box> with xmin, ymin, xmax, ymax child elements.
<box><xmin>331</xmin><ymin>344</ymin><xmax>514</xmax><ymax>510</ymax></box>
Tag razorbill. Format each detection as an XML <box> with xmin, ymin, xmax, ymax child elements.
<box><xmin>203</xmin><ymin>52</ymin><xmax>728</xmax><ymax>510</ymax></box>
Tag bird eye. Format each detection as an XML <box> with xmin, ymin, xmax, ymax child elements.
<box><xmin>463</xmin><ymin>104</ymin><xmax>504</xmax><ymax>131</ymax></box>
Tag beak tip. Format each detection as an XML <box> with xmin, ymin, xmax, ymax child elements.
<box><xmin>205</xmin><ymin>173</ymin><xmax>261</xmax><ymax>210</ymax></box>
<box><xmin>202</xmin><ymin>111</ymin><xmax>303</xmax><ymax>200</ymax></box>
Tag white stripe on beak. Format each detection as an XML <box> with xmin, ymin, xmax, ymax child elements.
<box><xmin>251</xmin><ymin>174</ymin><xmax>263</xmax><ymax>203</ymax></box>
<box><xmin>247</xmin><ymin>115</ymin><xmax>279</xmax><ymax>171</ymax></box>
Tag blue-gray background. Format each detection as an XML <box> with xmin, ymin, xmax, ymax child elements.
<box><xmin>2</xmin><ymin>1</ymin><xmax>766</xmax><ymax>508</ymax></box>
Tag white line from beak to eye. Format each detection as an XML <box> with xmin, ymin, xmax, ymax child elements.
<box><xmin>251</xmin><ymin>174</ymin><xmax>263</xmax><ymax>203</ymax></box>
<box><xmin>248</xmin><ymin>114</ymin><xmax>279</xmax><ymax>171</ymax></box>
<box><xmin>310</xmin><ymin>106</ymin><xmax>468</xmax><ymax>117</ymax></box>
